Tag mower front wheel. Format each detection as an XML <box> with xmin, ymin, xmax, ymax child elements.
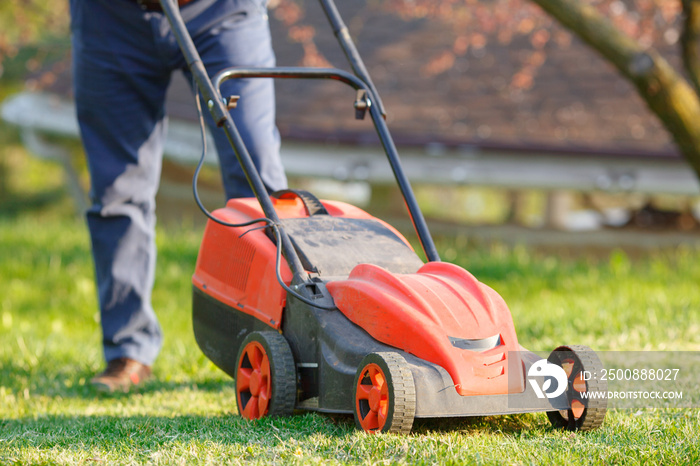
<box><xmin>546</xmin><ymin>345</ymin><xmax>607</xmax><ymax>431</ymax></box>
<box><xmin>235</xmin><ymin>331</ymin><xmax>296</xmax><ymax>420</ymax></box>
<box><xmin>353</xmin><ymin>352</ymin><xmax>416</xmax><ymax>434</ymax></box>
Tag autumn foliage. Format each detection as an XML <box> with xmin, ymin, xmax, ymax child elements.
<box><xmin>0</xmin><ymin>0</ymin><xmax>68</xmax><ymax>78</ymax></box>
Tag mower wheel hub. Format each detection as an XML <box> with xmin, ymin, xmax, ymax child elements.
<box><xmin>369</xmin><ymin>386</ymin><xmax>383</xmax><ymax>412</ymax></box>
<box><xmin>249</xmin><ymin>371</ymin><xmax>262</xmax><ymax>397</ymax></box>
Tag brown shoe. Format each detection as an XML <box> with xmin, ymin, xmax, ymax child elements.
<box><xmin>91</xmin><ymin>358</ymin><xmax>152</xmax><ymax>393</ymax></box>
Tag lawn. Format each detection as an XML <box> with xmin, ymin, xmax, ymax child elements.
<box><xmin>1</xmin><ymin>153</ymin><xmax>699</xmax><ymax>464</ymax></box>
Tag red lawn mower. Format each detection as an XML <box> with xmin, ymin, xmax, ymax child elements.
<box><xmin>161</xmin><ymin>0</ymin><xmax>607</xmax><ymax>433</ymax></box>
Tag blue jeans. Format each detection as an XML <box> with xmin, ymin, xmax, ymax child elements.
<box><xmin>70</xmin><ymin>0</ymin><xmax>286</xmax><ymax>366</ymax></box>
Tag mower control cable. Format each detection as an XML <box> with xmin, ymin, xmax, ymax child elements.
<box><xmin>191</xmin><ymin>86</ymin><xmax>338</xmax><ymax>312</ymax></box>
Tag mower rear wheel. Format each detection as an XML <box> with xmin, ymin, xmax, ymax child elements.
<box><xmin>546</xmin><ymin>345</ymin><xmax>607</xmax><ymax>431</ymax></box>
<box><xmin>235</xmin><ymin>331</ymin><xmax>296</xmax><ymax>420</ymax></box>
<box><xmin>353</xmin><ymin>352</ymin><xmax>416</xmax><ymax>434</ymax></box>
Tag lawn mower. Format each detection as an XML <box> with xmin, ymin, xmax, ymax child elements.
<box><xmin>161</xmin><ymin>0</ymin><xmax>607</xmax><ymax>433</ymax></box>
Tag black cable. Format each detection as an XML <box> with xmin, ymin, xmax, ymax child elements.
<box><xmin>191</xmin><ymin>83</ymin><xmax>337</xmax><ymax>311</ymax></box>
<box><xmin>191</xmin><ymin>83</ymin><xmax>270</xmax><ymax>230</ymax></box>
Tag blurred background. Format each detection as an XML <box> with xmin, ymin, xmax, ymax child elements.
<box><xmin>2</xmin><ymin>6</ymin><xmax>699</xmax><ymax>460</ymax></box>
<box><xmin>2</xmin><ymin>0</ymin><xmax>700</xmax><ymax>249</ymax></box>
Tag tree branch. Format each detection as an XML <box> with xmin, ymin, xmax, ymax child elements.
<box><xmin>681</xmin><ymin>0</ymin><xmax>700</xmax><ymax>97</ymax></box>
<box><xmin>529</xmin><ymin>0</ymin><xmax>700</xmax><ymax>177</ymax></box>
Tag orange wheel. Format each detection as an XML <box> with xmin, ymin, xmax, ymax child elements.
<box><xmin>235</xmin><ymin>331</ymin><xmax>296</xmax><ymax>420</ymax></box>
<box><xmin>546</xmin><ymin>345</ymin><xmax>607</xmax><ymax>431</ymax></box>
<box><xmin>353</xmin><ymin>352</ymin><xmax>415</xmax><ymax>434</ymax></box>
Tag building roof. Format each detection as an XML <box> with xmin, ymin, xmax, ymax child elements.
<box><xmin>261</xmin><ymin>0</ymin><xmax>678</xmax><ymax>159</ymax></box>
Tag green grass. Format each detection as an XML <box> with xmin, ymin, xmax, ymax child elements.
<box><xmin>1</xmin><ymin>152</ymin><xmax>700</xmax><ymax>464</ymax></box>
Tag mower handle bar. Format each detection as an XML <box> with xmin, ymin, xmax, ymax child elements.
<box><xmin>214</xmin><ymin>67</ymin><xmax>367</xmax><ymax>94</ymax></box>
<box><xmin>318</xmin><ymin>0</ymin><xmax>387</xmax><ymax>118</ymax></box>
<box><xmin>215</xmin><ymin>67</ymin><xmax>440</xmax><ymax>264</ymax></box>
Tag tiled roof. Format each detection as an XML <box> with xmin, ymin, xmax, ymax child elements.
<box><xmin>265</xmin><ymin>0</ymin><xmax>678</xmax><ymax>158</ymax></box>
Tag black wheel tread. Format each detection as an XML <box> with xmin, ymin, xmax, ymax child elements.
<box><xmin>354</xmin><ymin>352</ymin><xmax>416</xmax><ymax>434</ymax></box>
<box><xmin>236</xmin><ymin>331</ymin><xmax>296</xmax><ymax>418</ymax></box>
<box><xmin>547</xmin><ymin>344</ymin><xmax>607</xmax><ymax>432</ymax></box>
<box><xmin>259</xmin><ymin>331</ymin><xmax>297</xmax><ymax>417</ymax></box>
<box><xmin>383</xmin><ymin>352</ymin><xmax>416</xmax><ymax>434</ymax></box>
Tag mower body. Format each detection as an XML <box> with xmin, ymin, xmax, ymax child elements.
<box><xmin>158</xmin><ymin>0</ymin><xmax>604</xmax><ymax>431</ymax></box>
<box><xmin>192</xmin><ymin>194</ymin><xmax>568</xmax><ymax>417</ymax></box>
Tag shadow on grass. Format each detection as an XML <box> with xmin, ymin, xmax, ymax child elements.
<box><xmin>326</xmin><ymin>412</ymin><xmax>545</xmax><ymax>435</ymax></box>
<box><xmin>0</xmin><ymin>358</ymin><xmax>238</xmax><ymax>400</ymax></box>
<box><xmin>412</xmin><ymin>413</ymin><xmax>546</xmax><ymax>434</ymax></box>
<box><xmin>0</xmin><ymin>410</ymin><xmax>546</xmax><ymax>453</ymax></box>
<box><xmin>0</xmin><ymin>411</ymin><xmax>357</xmax><ymax>452</ymax></box>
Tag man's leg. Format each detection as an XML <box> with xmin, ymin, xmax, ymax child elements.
<box><xmin>181</xmin><ymin>0</ymin><xmax>287</xmax><ymax>199</ymax></box>
<box><xmin>71</xmin><ymin>0</ymin><xmax>168</xmax><ymax>376</ymax></box>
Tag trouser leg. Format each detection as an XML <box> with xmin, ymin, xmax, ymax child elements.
<box><xmin>182</xmin><ymin>0</ymin><xmax>287</xmax><ymax>199</ymax></box>
<box><xmin>71</xmin><ymin>0</ymin><xmax>168</xmax><ymax>365</ymax></box>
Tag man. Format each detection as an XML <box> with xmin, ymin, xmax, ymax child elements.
<box><xmin>70</xmin><ymin>0</ymin><xmax>287</xmax><ymax>392</ymax></box>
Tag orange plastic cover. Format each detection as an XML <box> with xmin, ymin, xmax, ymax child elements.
<box><xmin>326</xmin><ymin>262</ymin><xmax>525</xmax><ymax>395</ymax></box>
<box><xmin>193</xmin><ymin>196</ymin><xmax>416</xmax><ymax>330</ymax></box>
